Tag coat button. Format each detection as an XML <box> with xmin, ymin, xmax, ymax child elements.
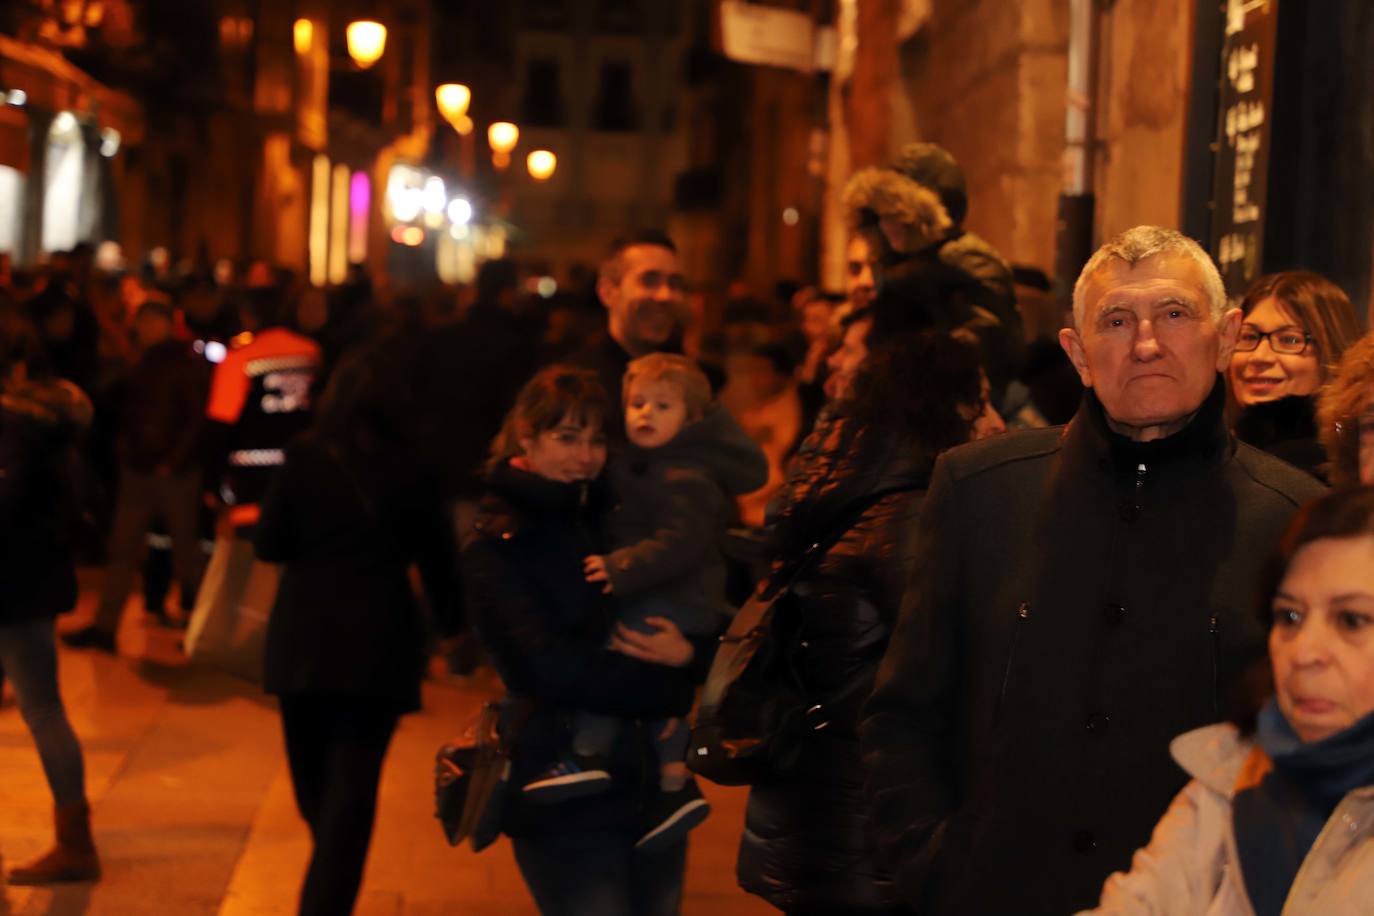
<box><xmin>1072</xmin><ymin>830</ymin><xmax>1097</xmax><ymax>852</ymax></box>
<box><xmin>1104</xmin><ymin>603</ymin><xmax>1127</xmax><ymax>626</ymax></box>
<box><xmin>1085</xmin><ymin>713</ymin><xmax>1111</xmax><ymax>733</ymax></box>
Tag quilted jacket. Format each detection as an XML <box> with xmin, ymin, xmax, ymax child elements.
<box><xmin>737</xmin><ymin>415</ymin><xmax>929</xmax><ymax>913</ymax></box>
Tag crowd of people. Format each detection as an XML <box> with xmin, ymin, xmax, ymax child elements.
<box><xmin>1</xmin><ymin>141</ymin><xmax>1374</xmax><ymax>916</ymax></box>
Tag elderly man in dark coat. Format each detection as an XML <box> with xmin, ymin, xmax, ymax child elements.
<box><xmin>860</xmin><ymin>226</ymin><xmax>1326</xmax><ymax>916</ymax></box>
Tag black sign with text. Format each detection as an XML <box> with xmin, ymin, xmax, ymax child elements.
<box><xmin>1210</xmin><ymin>0</ymin><xmax>1279</xmax><ymax>298</ymax></box>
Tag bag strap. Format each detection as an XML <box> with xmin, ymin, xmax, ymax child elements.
<box><xmin>761</xmin><ymin>482</ymin><xmax>921</xmax><ymax>600</ymax></box>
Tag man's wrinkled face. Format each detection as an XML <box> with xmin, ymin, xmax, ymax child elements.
<box><xmin>1059</xmin><ymin>253</ymin><xmax>1240</xmax><ymax>437</ymax></box>
<box><xmin>598</xmin><ymin>244</ymin><xmax>686</xmax><ymax>356</ymax></box>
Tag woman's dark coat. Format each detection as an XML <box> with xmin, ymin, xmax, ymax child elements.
<box><xmin>0</xmin><ymin>379</ymin><xmax>92</xmax><ymax>625</ymax></box>
<box><xmin>1234</xmin><ymin>394</ymin><xmax>1326</xmax><ymax>481</ymax></box>
<box><xmin>461</xmin><ymin>461</ymin><xmax>711</xmax><ymax>838</ymax></box>
<box><xmin>737</xmin><ymin>416</ymin><xmax>928</xmax><ymax>913</ymax></box>
<box><xmin>255</xmin><ymin>431</ymin><xmax>461</xmax><ymax>711</ymax></box>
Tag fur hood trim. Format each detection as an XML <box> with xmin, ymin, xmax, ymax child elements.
<box><xmin>842</xmin><ymin>167</ymin><xmax>953</xmax><ymax>255</ymax></box>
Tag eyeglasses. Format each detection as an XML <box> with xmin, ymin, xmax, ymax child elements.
<box><xmin>1234</xmin><ymin>326</ymin><xmax>1313</xmax><ymax>355</ymax></box>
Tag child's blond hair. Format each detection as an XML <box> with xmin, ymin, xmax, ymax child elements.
<box><xmin>622</xmin><ymin>353</ymin><xmax>711</xmax><ymax>419</ymax></box>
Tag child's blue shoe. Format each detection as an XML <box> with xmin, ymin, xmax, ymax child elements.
<box><xmin>522</xmin><ymin>756</ymin><xmax>612</xmax><ymax>803</ymax></box>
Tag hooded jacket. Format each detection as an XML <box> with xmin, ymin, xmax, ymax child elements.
<box><xmin>1082</xmin><ymin>723</ymin><xmax>1374</xmax><ymax>915</ymax></box>
<box><xmin>843</xmin><ymin>143</ymin><xmax>1024</xmax><ymax>397</ymax></box>
<box><xmin>604</xmin><ymin>405</ymin><xmax>769</xmax><ymax>632</ymax></box>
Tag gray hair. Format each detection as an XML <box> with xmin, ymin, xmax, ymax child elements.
<box><xmin>1071</xmin><ymin>226</ymin><xmax>1227</xmax><ymax>329</ymax></box>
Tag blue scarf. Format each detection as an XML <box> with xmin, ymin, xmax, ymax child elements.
<box><xmin>1232</xmin><ymin>700</ymin><xmax>1374</xmax><ymax>915</ymax></box>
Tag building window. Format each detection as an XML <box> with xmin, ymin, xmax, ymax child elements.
<box><xmin>42</xmin><ymin>113</ymin><xmax>85</xmax><ymax>253</ymax></box>
<box><xmin>597</xmin><ymin>0</ymin><xmax>639</xmax><ymax>34</ymax></box>
<box><xmin>0</xmin><ymin>166</ymin><xmax>23</xmax><ymax>255</ymax></box>
<box><xmin>592</xmin><ymin>62</ymin><xmax>637</xmax><ymax>131</ymax></box>
<box><xmin>521</xmin><ymin>58</ymin><xmax>564</xmax><ymax>127</ymax></box>
<box><xmin>526</xmin><ymin>0</ymin><xmax>568</xmax><ymax>29</ymax></box>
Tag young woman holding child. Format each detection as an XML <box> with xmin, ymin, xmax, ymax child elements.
<box><xmin>463</xmin><ymin>364</ymin><xmax>745</xmax><ymax>916</ymax></box>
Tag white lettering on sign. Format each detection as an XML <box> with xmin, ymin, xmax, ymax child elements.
<box><xmin>1227</xmin><ymin>43</ymin><xmax>1259</xmax><ymax>93</ymax></box>
<box><xmin>262</xmin><ymin>371</ymin><xmax>312</xmax><ymax>414</ymax></box>
<box><xmin>1218</xmin><ymin>232</ymin><xmax>1257</xmax><ymax>274</ymax></box>
<box><xmin>1224</xmin><ymin>41</ymin><xmax>1264</xmax><ymax>226</ymax></box>
<box><xmin>1225</xmin><ymin>100</ymin><xmax>1265</xmax><ymax>141</ymax></box>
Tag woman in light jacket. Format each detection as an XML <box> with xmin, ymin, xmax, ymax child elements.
<box><xmin>1084</xmin><ymin>487</ymin><xmax>1374</xmax><ymax>916</ymax></box>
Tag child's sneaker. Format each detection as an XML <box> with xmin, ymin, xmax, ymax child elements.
<box><xmin>635</xmin><ymin>779</ymin><xmax>711</xmax><ymax>854</ymax></box>
<box><xmin>522</xmin><ymin>756</ymin><xmax>612</xmax><ymax>803</ymax></box>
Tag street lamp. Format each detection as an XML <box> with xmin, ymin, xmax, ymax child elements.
<box><xmin>436</xmin><ymin>84</ymin><xmax>471</xmax><ymax>125</ymax></box>
<box><xmin>527</xmin><ymin>149</ymin><xmax>557</xmax><ymax>181</ymax></box>
<box><xmin>346</xmin><ymin>21</ymin><xmax>387</xmax><ymax>69</ymax></box>
<box><xmin>488</xmin><ymin>121</ymin><xmax>519</xmax><ymax>169</ymax></box>
<box><xmin>293</xmin><ymin>18</ymin><xmax>313</xmax><ymax>55</ymax></box>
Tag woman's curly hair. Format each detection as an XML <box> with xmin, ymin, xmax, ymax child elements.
<box><xmin>1318</xmin><ymin>331</ymin><xmax>1374</xmax><ymax>487</ymax></box>
<box><xmin>844</xmin><ymin>329</ymin><xmax>982</xmax><ymax>470</ymax></box>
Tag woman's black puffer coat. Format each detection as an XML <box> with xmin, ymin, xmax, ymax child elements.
<box><xmin>462</xmin><ymin>461</ymin><xmax>711</xmax><ymax>839</ymax></box>
<box><xmin>737</xmin><ymin>415</ymin><xmax>929</xmax><ymax>913</ymax></box>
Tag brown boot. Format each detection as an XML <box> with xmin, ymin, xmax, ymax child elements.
<box><xmin>7</xmin><ymin>802</ymin><xmax>101</xmax><ymax>884</ymax></box>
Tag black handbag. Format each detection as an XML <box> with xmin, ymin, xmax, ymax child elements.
<box><xmin>435</xmin><ymin>699</ymin><xmax>522</xmax><ymax>852</ymax></box>
<box><xmin>688</xmin><ymin>485</ymin><xmax>916</xmax><ymax>787</ymax></box>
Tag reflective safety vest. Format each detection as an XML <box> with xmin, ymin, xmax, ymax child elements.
<box><xmin>206</xmin><ymin>327</ymin><xmax>321</xmax><ymax>528</ymax></box>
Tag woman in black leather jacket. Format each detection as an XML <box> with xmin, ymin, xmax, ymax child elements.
<box><xmin>737</xmin><ymin>329</ymin><xmax>999</xmax><ymax>915</ymax></box>
<box><xmin>462</xmin><ymin>366</ymin><xmax>711</xmax><ymax>916</ymax></box>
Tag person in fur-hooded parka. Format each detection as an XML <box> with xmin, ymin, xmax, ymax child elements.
<box><xmin>843</xmin><ymin>142</ymin><xmax>1025</xmax><ymax>401</ymax></box>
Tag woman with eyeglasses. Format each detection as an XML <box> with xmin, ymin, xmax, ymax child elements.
<box><xmin>1229</xmin><ymin>272</ymin><xmax>1361</xmax><ymax>480</ymax></box>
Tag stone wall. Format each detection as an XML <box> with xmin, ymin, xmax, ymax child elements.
<box><xmin>842</xmin><ymin>0</ymin><xmax>1069</xmax><ymax>276</ymax></box>
<box><xmin>1091</xmin><ymin>0</ymin><xmax>1194</xmax><ymax>242</ymax></box>
<box><xmin>837</xmin><ymin>0</ymin><xmax>1199</xmax><ymax>285</ymax></box>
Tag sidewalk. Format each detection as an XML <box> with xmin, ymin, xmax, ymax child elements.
<box><xmin>0</xmin><ymin>586</ymin><xmax>772</xmax><ymax>915</ymax></box>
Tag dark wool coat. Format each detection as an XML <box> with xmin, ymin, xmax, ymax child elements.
<box><xmin>604</xmin><ymin>405</ymin><xmax>768</xmax><ymax>633</ymax></box>
<box><xmin>255</xmin><ymin>431</ymin><xmax>461</xmax><ymax>711</ymax></box>
<box><xmin>738</xmin><ymin>417</ymin><xmax>928</xmax><ymax>913</ymax></box>
<box><xmin>462</xmin><ymin>462</ymin><xmax>714</xmax><ymax>839</ymax></box>
<box><xmin>860</xmin><ymin>380</ymin><xmax>1327</xmax><ymax>916</ymax></box>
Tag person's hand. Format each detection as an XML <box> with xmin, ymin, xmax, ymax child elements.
<box><xmin>584</xmin><ymin>555</ymin><xmax>613</xmax><ymax>594</ymax></box>
<box><xmin>609</xmin><ymin>617</ymin><xmax>694</xmax><ymax>668</ymax></box>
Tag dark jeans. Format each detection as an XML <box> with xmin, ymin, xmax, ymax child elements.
<box><xmin>0</xmin><ymin>617</ymin><xmax>87</xmax><ymax>806</ymax></box>
<box><xmin>573</xmin><ymin>713</ymin><xmax>690</xmax><ymax>781</ymax></box>
<box><xmin>512</xmin><ymin>829</ymin><xmax>686</xmax><ymax>916</ymax></box>
<box><xmin>279</xmin><ymin>695</ymin><xmax>399</xmax><ymax>916</ymax></box>
<box><xmin>94</xmin><ymin>466</ymin><xmax>206</xmax><ymax>632</ymax></box>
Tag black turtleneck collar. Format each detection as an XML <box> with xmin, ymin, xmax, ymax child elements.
<box><xmin>1075</xmin><ymin>372</ymin><xmax>1232</xmax><ymax>472</ymax></box>
<box><xmin>1235</xmin><ymin>395</ymin><xmax>1318</xmax><ymax>446</ymax></box>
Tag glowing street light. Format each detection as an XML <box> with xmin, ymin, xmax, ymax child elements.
<box><xmin>447</xmin><ymin>197</ymin><xmax>473</xmax><ymax>225</ymax></box>
<box><xmin>421</xmin><ymin>176</ymin><xmax>447</xmax><ymax>213</ymax></box>
<box><xmin>436</xmin><ymin>84</ymin><xmax>472</xmax><ymax>125</ymax></box>
<box><xmin>346</xmin><ymin>21</ymin><xmax>387</xmax><ymax>69</ymax></box>
<box><xmin>488</xmin><ymin>121</ymin><xmax>519</xmax><ymax>169</ymax></box>
<box><xmin>293</xmin><ymin>19</ymin><xmax>313</xmax><ymax>56</ymax></box>
<box><xmin>527</xmin><ymin>149</ymin><xmax>557</xmax><ymax>181</ymax></box>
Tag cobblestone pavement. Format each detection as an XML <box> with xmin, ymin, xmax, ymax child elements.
<box><xmin>0</xmin><ymin>580</ymin><xmax>772</xmax><ymax>915</ymax></box>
